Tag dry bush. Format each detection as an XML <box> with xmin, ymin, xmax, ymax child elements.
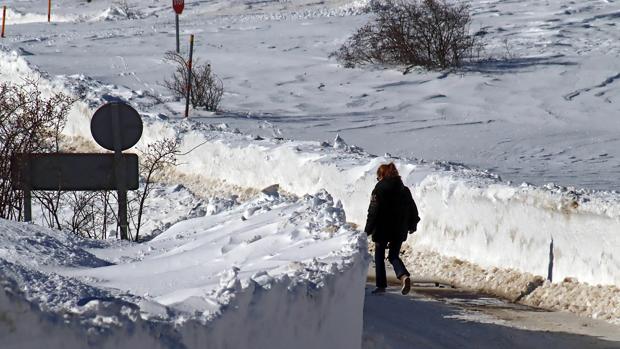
<box><xmin>0</xmin><ymin>79</ymin><xmax>74</xmax><ymax>220</ymax></box>
<box><xmin>34</xmin><ymin>190</ymin><xmax>64</xmax><ymax>230</ymax></box>
<box><xmin>163</xmin><ymin>51</ymin><xmax>224</xmax><ymax>112</ymax></box>
<box><xmin>331</xmin><ymin>0</ymin><xmax>479</xmax><ymax>70</ymax></box>
<box><xmin>129</xmin><ymin>138</ymin><xmax>179</xmax><ymax>241</ymax></box>
<box><xmin>65</xmin><ymin>192</ymin><xmax>98</xmax><ymax>237</ymax></box>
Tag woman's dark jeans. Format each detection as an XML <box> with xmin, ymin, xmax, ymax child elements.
<box><xmin>374</xmin><ymin>241</ymin><xmax>410</xmax><ymax>288</ymax></box>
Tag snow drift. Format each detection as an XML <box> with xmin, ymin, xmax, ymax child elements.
<box><xmin>0</xmin><ymin>191</ymin><xmax>369</xmax><ymax>349</ymax></box>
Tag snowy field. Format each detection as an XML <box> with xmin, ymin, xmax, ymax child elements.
<box><xmin>2</xmin><ymin>0</ymin><xmax>620</xmax><ymax>190</ymax></box>
<box><xmin>1</xmin><ymin>0</ymin><xmax>620</xmax><ymax>346</ymax></box>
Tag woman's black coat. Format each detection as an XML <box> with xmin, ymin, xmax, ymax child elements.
<box><xmin>364</xmin><ymin>176</ymin><xmax>420</xmax><ymax>244</ymax></box>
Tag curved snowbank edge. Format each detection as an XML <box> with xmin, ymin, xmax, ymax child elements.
<box><xmin>0</xmin><ymin>218</ymin><xmax>369</xmax><ymax>349</ymax></box>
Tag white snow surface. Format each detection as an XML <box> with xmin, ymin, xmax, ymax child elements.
<box><xmin>2</xmin><ymin>0</ymin><xmax>620</xmax><ymax>334</ymax></box>
<box><xmin>1</xmin><ymin>190</ymin><xmax>369</xmax><ymax>348</ymax></box>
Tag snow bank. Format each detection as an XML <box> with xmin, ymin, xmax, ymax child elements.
<box><xmin>404</xmin><ymin>249</ymin><xmax>620</xmax><ymax>325</ymax></box>
<box><xmin>89</xmin><ymin>6</ymin><xmax>146</xmax><ymax>22</ymax></box>
<box><xmin>1</xmin><ymin>260</ymin><xmax>367</xmax><ymax>349</ymax></box>
<box><xmin>0</xmin><ymin>50</ymin><xmax>93</xmax><ymax>140</ymax></box>
<box><xmin>412</xmin><ymin>174</ymin><xmax>620</xmax><ymax>287</ymax></box>
<box><xmin>144</xmin><ymin>120</ymin><xmax>620</xmax><ymax>289</ymax></box>
<box><xmin>194</xmin><ymin>0</ymin><xmax>370</xmax><ymax>23</ymax></box>
<box><xmin>130</xmin><ymin>116</ymin><xmax>620</xmax><ymax>326</ymax></box>
<box><xmin>138</xmin><ymin>119</ymin><xmax>620</xmax><ymax>324</ymax></box>
<box><xmin>1</xmin><ymin>8</ymin><xmax>76</xmax><ymax>25</ymax></box>
<box><xmin>0</xmin><ymin>190</ymin><xmax>369</xmax><ymax>348</ymax></box>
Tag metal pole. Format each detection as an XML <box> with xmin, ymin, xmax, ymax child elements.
<box><xmin>175</xmin><ymin>14</ymin><xmax>180</xmax><ymax>53</ymax></box>
<box><xmin>184</xmin><ymin>34</ymin><xmax>194</xmax><ymax>118</ymax></box>
<box><xmin>111</xmin><ymin>104</ymin><xmax>129</xmax><ymax>240</ymax></box>
<box><xmin>1</xmin><ymin>6</ymin><xmax>6</xmax><ymax>38</ymax></box>
<box><xmin>22</xmin><ymin>156</ymin><xmax>32</xmax><ymax>222</ymax></box>
<box><xmin>24</xmin><ymin>189</ymin><xmax>32</xmax><ymax>222</ymax></box>
<box><xmin>48</xmin><ymin>0</ymin><xmax>51</xmax><ymax>23</ymax></box>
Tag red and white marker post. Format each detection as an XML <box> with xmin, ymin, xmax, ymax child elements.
<box><xmin>173</xmin><ymin>0</ymin><xmax>184</xmax><ymax>53</ymax></box>
<box><xmin>1</xmin><ymin>6</ymin><xmax>6</xmax><ymax>38</ymax></box>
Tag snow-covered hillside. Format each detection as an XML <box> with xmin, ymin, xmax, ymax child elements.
<box><xmin>2</xmin><ymin>0</ymin><xmax>620</xmax><ymax>190</ymax></box>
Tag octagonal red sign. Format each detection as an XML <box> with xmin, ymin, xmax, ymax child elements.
<box><xmin>173</xmin><ymin>0</ymin><xmax>184</xmax><ymax>14</ymax></box>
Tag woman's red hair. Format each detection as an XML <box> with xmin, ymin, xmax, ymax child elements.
<box><xmin>377</xmin><ymin>163</ymin><xmax>399</xmax><ymax>179</ymax></box>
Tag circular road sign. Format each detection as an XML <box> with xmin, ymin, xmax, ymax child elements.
<box><xmin>91</xmin><ymin>102</ymin><xmax>143</xmax><ymax>151</ymax></box>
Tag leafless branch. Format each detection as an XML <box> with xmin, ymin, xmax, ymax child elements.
<box><xmin>162</xmin><ymin>51</ymin><xmax>224</xmax><ymax>112</ymax></box>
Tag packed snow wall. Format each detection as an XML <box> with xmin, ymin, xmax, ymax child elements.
<box><xmin>1</xmin><ymin>256</ymin><xmax>367</xmax><ymax>349</ymax></box>
<box><xmin>0</xmin><ymin>209</ymin><xmax>368</xmax><ymax>349</ymax></box>
<box><xmin>412</xmin><ymin>174</ymin><xmax>620</xmax><ymax>287</ymax></box>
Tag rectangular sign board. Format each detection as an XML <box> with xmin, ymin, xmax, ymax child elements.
<box><xmin>11</xmin><ymin>153</ymin><xmax>139</xmax><ymax>191</ymax></box>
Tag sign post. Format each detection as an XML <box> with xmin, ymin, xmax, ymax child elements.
<box><xmin>11</xmin><ymin>102</ymin><xmax>143</xmax><ymax>241</ymax></box>
<box><xmin>91</xmin><ymin>102</ymin><xmax>143</xmax><ymax>240</ymax></box>
<box><xmin>48</xmin><ymin>0</ymin><xmax>51</xmax><ymax>23</ymax></box>
<box><xmin>173</xmin><ymin>0</ymin><xmax>184</xmax><ymax>53</ymax></box>
<box><xmin>185</xmin><ymin>34</ymin><xmax>194</xmax><ymax>118</ymax></box>
<box><xmin>111</xmin><ymin>104</ymin><xmax>129</xmax><ymax>240</ymax></box>
<box><xmin>21</xmin><ymin>158</ymin><xmax>32</xmax><ymax>222</ymax></box>
<box><xmin>175</xmin><ymin>13</ymin><xmax>180</xmax><ymax>53</ymax></box>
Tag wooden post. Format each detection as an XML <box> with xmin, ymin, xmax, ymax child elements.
<box><xmin>175</xmin><ymin>14</ymin><xmax>180</xmax><ymax>53</ymax></box>
<box><xmin>111</xmin><ymin>104</ymin><xmax>129</xmax><ymax>240</ymax></box>
<box><xmin>184</xmin><ymin>34</ymin><xmax>194</xmax><ymax>118</ymax></box>
<box><xmin>2</xmin><ymin>6</ymin><xmax>6</xmax><ymax>38</ymax></box>
<box><xmin>48</xmin><ymin>0</ymin><xmax>51</xmax><ymax>23</ymax></box>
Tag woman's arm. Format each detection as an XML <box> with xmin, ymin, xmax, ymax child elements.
<box><xmin>364</xmin><ymin>189</ymin><xmax>379</xmax><ymax>236</ymax></box>
<box><xmin>404</xmin><ymin>187</ymin><xmax>420</xmax><ymax>232</ymax></box>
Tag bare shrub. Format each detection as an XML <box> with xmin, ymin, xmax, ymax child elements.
<box><xmin>97</xmin><ymin>191</ymin><xmax>115</xmax><ymax>239</ymax></box>
<box><xmin>0</xmin><ymin>79</ymin><xmax>74</xmax><ymax>220</ymax></box>
<box><xmin>129</xmin><ymin>138</ymin><xmax>179</xmax><ymax>241</ymax></box>
<box><xmin>331</xmin><ymin>0</ymin><xmax>479</xmax><ymax>70</ymax></box>
<box><xmin>64</xmin><ymin>192</ymin><xmax>98</xmax><ymax>238</ymax></box>
<box><xmin>163</xmin><ymin>51</ymin><xmax>223</xmax><ymax>112</ymax></box>
<box><xmin>34</xmin><ymin>191</ymin><xmax>64</xmax><ymax>230</ymax></box>
<box><xmin>50</xmin><ymin>139</ymin><xmax>178</xmax><ymax>241</ymax></box>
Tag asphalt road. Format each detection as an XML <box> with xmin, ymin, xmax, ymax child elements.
<box><xmin>362</xmin><ymin>283</ymin><xmax>620</xmax><ymax>349</ymax></box>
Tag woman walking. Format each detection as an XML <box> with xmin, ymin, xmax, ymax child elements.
<box><xmin>365</xmin><ymin>163</ymin><xmax>420</xmax><ymax>295</ymax></box>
